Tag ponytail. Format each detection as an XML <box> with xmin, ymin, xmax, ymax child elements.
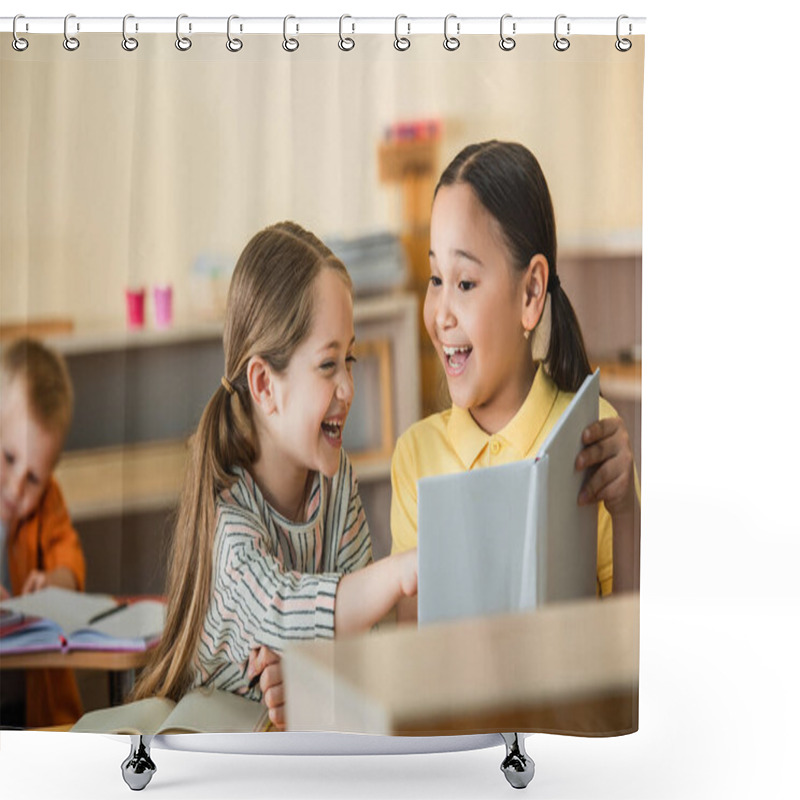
<box><xmin>544</xmin><ymin>282</ymin><xmax>592</xmax><ymax>393</ymax></box>
<box><xmin>436</xmin><ymin>140</ymin><xmax>592</xmax><ymax>394</ymax></box>
<box><xmin>132</xmin><ymin>384</ymin><xmax>255</xmax><ymax>701</ymax></box>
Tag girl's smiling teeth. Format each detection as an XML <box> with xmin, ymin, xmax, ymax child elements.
<box><xmin>321</xmin><ymin>417</ymin><xmax>344</xmax><ymax>443</ymax></box>
<box><xmin>442</xmin><ymin>344</ymin><xmax>472</xmax><ymax>373</ymax></box>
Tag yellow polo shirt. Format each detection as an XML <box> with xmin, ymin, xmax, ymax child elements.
<box><xmin>390</xmin><ymin>366</ymin><xmax>618</xmax><ymax>596</ymax></box>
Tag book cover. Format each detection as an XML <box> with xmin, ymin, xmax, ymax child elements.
<box><xmin>418</xmin><ymin>370</ymin><xmax>600</xmax><ymax>625</ymax></box>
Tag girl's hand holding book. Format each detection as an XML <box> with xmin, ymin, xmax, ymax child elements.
<box><xmin>247</xmin><ymin>645</ymin><xmax>285</xmax><ymax>731</ymax></box>
<box><xmin>575</xmin><ymin>417</ymin><xmax>636</xmax><ymax>517</ymax></box>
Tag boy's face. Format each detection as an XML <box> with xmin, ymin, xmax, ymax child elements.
<box><xmin>0</xmin><ymin>377</ymin><xmax>62</xmax><ymax>528</ymax></box>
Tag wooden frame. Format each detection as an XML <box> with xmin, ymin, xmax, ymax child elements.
<box><xmin>349</xmin><ymin>337</ymin><xmax>395</xmax><ymax>466</ymax></box>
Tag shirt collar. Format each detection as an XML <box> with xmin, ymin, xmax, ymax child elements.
<box><xmin>446</xmin><ymin>364</ymin><xmax>559</xmax><ymax>469</ymax></box>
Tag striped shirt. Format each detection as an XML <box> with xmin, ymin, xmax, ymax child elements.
<box><xmin>193</xmin><ymin>449</ymin><xmax>371</xmax><ymax>696</ymax></box>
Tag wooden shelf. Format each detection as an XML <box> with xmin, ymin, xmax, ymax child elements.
<box><xmin>56</xmin><ymin>440</ymin><xmax>189</xmax><ymax>521</ymax></box>
<box><xmin>284</xmin><ymin>594</ymin><xmax>639</xmax><ymax>736</ymax></box>
<box><xmin>56</xmin><ymin>441</ymin><xmax>392</xmax><ymax>523</ymax></box>
<box><xmin>594</xmin><ymin>360</ymin><xmax>641</xmax><ymax>402</ymax></box>
<box><xmin>33</xmin><ymin>292</ymin><xmax>417</xmax><ymax>357</ymax></box>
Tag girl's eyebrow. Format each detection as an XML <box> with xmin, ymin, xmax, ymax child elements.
<box><xmin>429</xmin><ymin>248</ymin><xmax>483</xmax><ymax>266</ymax></box>
<box><xmin>318</xmin><ymin>336</ymin><xmax>356</xmax><ymax>353</ymax></box>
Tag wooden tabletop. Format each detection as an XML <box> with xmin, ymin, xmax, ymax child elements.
<box><xmin>283</xmin><ymin>594</ymin><xmax>639</xmax><ymax>737</ymax></box>
<box><xmin>0</xmin><ymin>648</ymin><xmax>152</xmax><ymax>671</ymax></box>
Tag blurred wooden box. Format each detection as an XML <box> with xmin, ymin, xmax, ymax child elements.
<box><xmin>378</xmin><ymin>140</ymin><xmax>439</xmax><ymax>183</ymax></box>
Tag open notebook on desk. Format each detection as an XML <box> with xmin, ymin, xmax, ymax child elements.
<box><xmin>418</xmin><ymin>369</ymin><xmax>600</xmax><ymax>625</ymax></box>
<box><xmin>0</xmin><ymin>586</ymin><xmax>165</xmax><ymax>654</ymax></box>
<box><xmin>71</xmin><ymin>686</ymin><xmax>270</xmax><ymax>735</ymax></box>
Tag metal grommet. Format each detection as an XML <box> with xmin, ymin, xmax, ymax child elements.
<box><xmin>283</xmin><ymin>15</ymin><xmax>299</xmax><ymax>52</ymax></box>
<box><xmin>499</xmin><ymin>14</ymin><xmax>515</xmax><ymax>51</ymax></box>
<box><xmin>338</xmin><ymin>14</ymin><xmax>355</xmax><ymax>51</ymax></box>
<box><xmin>176</xmin><ymin>14</ymin><xmax>192</xmax><ymax>51</ymax></box>
<box><xmin>394</xmin><ymin>14</ymin><xmax>410</xmax><ymax>51</ymax></box>
<box><xmin>615</xmin><ymin>15</ymin><xmax>632</xmax><ymax>52</ymax></box>
<box><xmin>63</xmin><ymin>13</ymin><xmax>80</xmax><ymax>51</ymax></box>
<box><xmin>443</xmin><ymin>14</ymin><xmax>460</xmax><ymax>51</ymax></box>
<box><xmin>226</xmin><ymin>15</ymin><xmax>243</xmax><ymax>52</ymax></box>
<box><xmin>12</xmin><ymin>15</ymin><xmax>29</xmax><ymax>52</ymax></box>
<box><xmin>122</xmin><ymin>14</ymin><xmax>139</xmax><ymax>51</ymax></box>
<box><xmin>553</xmin><ymin>14</ymin><xmax>570</xmax><ymax>52</ymax></box>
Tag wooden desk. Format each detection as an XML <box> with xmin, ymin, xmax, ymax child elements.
<box><xmin>283</xmin><ymin>594</ymin><xmax>638</xmax><ymax>737</ymax></box>
<box><xmin>1</xmin><ymin>648</ymin><xmax>153</xmax><ymax>705</ymax></box>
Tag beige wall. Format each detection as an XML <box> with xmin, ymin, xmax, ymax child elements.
<box><xmin>1</xmin><ymin>33</ymin><xmax>643</xmax><ymax>327</ymax></box>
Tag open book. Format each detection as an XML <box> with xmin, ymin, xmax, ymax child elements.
<box><xmin>0</xmin><ymin>586</ymin><xmax>165</xmax><ymax>654</ymax></box>
<box><xmin>71</xmin><ymin>686</ymin><xmax>270</xmax><ymax>734</ymax></box>
<box><xmin>418</xmin><ymin>369</ymin><xmax>600</xmax><ymax>625</ymax></box>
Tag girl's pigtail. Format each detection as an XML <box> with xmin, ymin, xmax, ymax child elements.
<box><xmin>131</xmin><ymin>385</ymin><xmax>240</xmax><ymax>701</ymax></box>
<box><xmin>544</xmin><ymin>281</ymin><xmax>593</xmax><ymax>394</ymax></box>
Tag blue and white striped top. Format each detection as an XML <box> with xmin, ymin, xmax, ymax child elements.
<box><xmin>193</xmin><ymin>450</ymin><xmax>371</xmax><ymax>697</ymax></box>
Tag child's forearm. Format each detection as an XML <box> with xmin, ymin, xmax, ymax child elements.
<box><xmin>334</xmin><ymin>552</ymin><xmax>417</xmax><ymax>636</ymax></box>
<box><xmin>611</xmin><ymin>500</ymin><xmax>640</xmax><ymax>593</ymax></box>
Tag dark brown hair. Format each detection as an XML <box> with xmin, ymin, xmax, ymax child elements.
<box><xmin>133</xmin><ymin>221</ymin><xmax>350</xmax><ymax>702</ymax></box>
<box><xmin>436</xmin><ymin>141</ymin><xmax>592</xmax><ymax>393</ymax></box>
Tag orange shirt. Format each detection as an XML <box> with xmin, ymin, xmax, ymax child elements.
<box><xmin>5</xmin><ymin>478</ymin><xmax>86</xmax><ymax>728</ymax></box>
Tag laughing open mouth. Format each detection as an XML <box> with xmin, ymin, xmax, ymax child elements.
<box><xmin>321</xmin><ymin>418</ymin><xmax>344</xmax><ymax>441</ymax></box>
<box><xmin>442</xmin><ymin>344</ymin><xmax>472</xmax><ymax>372</ymax></box>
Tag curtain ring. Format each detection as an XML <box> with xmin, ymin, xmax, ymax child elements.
<box><xmin>63</xmin><ymin>13</ymin><xmax>80</xmax><ymax>51</ymax></box>
<box><xmin>615</xmin><ymin>15</ymin><xmax>632</xmax><ymax>52</ymax></box>
<box><xmin>226</xmin><ymin>15</ymin><xmax>243</xmax><ymax>52</ymax></box>
<box><xmin>553</xmin><ymin>14</ymin><xmax>570</xmax><ymax>51</ymax></box>
<box><xmin>394</xmin><ymin>14</ymin><xmax>410</xmax><ymax>51</ymax></box>
<box><xmin>499</xmin><ymin>14</ymin><xmax>516</xmax><ymax>51</ymax></box>
<box><xmin>12</xmin><ymin>15</ymin><xmax>29</xmax><ymax>52</ymax></box>
<box><xmin>443</xmin><ymin>14</ymin><xmax>460</xmax><ymax>51</ymax></box>
<box><xmin>339</xmin><ymin>14</ymin><xmax>355</xmax><ymax>51</ymax></box>
<box><xmin>176</xmin><ymin>14</ymin><xmax>192</xmax><ymax>51</ymax></box>
<box><xmin>283</xmin><ymin>15</ymin><xmax>299</xmax><ymax>52</ymax></box>
<box><xmin>122</xmin><ymin>14</ymin><xmax>138</xmax><ymax>51</ymax></box>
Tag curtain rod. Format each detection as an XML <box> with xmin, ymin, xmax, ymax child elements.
<box><xmin>1</xmin><ymin>16</ymin><xmax>646</xmax><ymax>37</ymax></box>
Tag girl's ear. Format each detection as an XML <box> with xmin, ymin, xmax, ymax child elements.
<box><xmin>521</xmin><ymin>254</ymin><xmax>549</xmax><ymax>334</ymax></box>
<box><xmin>247</xmin><ymin>355</ymin><xmax>277</xmax><ymax>415</ymax></box>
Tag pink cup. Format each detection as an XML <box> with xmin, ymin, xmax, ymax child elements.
<box><xmin>125</xmin><ymin>288</ymin><xmax>145</xmax><ymax>329</ymax></box>
<box><xmin>153</xmin><ymin>285</ymin><xmax>173</xmax><ymax>328</ymax></box>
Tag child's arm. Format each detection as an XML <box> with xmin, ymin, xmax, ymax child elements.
<box><xmin>20</xmin><ymin>565</ymin><xmax>79</xmax><ymax>594</ymax></box>
<box><xmin>22</xmin><ymin>480</ymin><xmax>86</xmax><ymax>595</ymax></box>
<box><xmin>576</xmin><ymin>416</ymin><xmax>640</xmax><ymax>593</ymax></box>
<box><xmin>334</xmin><ymin>549</ymin><xmax>418</xmax><ymax>636</ymax></box>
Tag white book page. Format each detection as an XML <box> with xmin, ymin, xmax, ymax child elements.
<box><xmin>418</xmin><ymin>460</ymin><xmax>535</xmax><ymax>625</ymax></box>
<box><xmin>0</xmin><ymin>586</ymin><xmax>115</xmax><ymax>634</ymax></box>
<box><xmin>84</xmin><ymin>600</ymin><xmax>166</xmax><ymax>640</ymax></box>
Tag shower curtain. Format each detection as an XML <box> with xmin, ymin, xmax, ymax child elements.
<box><xmin>1</xmin><ymin>19</ymin><xmax>643</xmax><ymax>743</ymax></box>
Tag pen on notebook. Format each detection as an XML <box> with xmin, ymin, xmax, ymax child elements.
<box><xmin>88</xmin><ymin>601</ymin><xmax>129</xmax><ymax>624</ymax></box>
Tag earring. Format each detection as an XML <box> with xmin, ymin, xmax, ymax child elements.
<box><xmin>523</xmin><ymin>328</ymin><xmax>531</xmax><ymax>340</ymax></box>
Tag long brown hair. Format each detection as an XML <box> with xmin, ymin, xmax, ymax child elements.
<box><xmin>132</xmin><ymin>221</ymin><xmax>350</xmax><ymax>702</ymax></box>
<box><xmin>436</xmin><ymin>141</ymin><xmax>592</xmax><ymax>393</ymax></box>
